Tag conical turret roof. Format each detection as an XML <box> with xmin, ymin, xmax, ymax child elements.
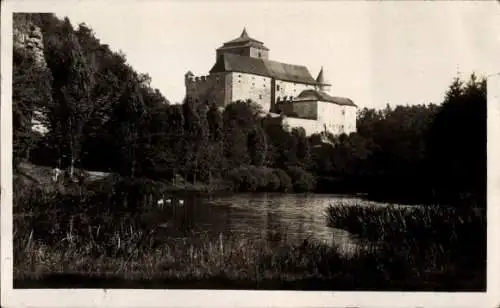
<box><xmin>316</xmin><ymin>66</ymin><xmax>331</xmax><ymax>85</ymax></box>
<box><xmin>240</xmin><ymin>27</ymin><xmax>249</xmax><ymax>39</ymax></box>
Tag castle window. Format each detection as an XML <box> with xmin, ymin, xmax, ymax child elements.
<box><xmin>277</xmin><ymin>85</ymin><xmax>280</xmax><ymax>91</ymax></box>
<box><xmin>259</xmin><ymin>94</ymin><xmax>263</xmax><ymax>99</ymax></box>
<box><xmin>258</xmin><ymin>52</ymin><xmax>262</xmax><ymax>58</ymax></box>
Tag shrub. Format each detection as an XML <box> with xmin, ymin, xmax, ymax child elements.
<box><xmin>286</xmin><ymin>166</ymin><xmax>316</xmax><ymax>192</ymax></box>
<box><xmin>264</xmin><ymin>168</ymin><xmax>280</xmax><ymax>191</ymax></box>
<box><xmin>273</xmin><ymin>169</ymin><xmax>293</xmax><ymax>192</ymax></box>
<box><xmin>226</xmin><ymin>166</ymin><xmax>259</xmax><ymax>192</ymax></box>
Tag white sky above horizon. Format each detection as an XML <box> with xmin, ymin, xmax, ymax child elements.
<box><xmin>15</xmin><ymin>1</ymin><xmax>500</xmax><ymax>109</ymax></box>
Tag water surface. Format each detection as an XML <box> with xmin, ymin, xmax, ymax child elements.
<box><xmin>146</xmin><ymin>193</ymin><xmax>395</xmax><ymax>255</ymax></box>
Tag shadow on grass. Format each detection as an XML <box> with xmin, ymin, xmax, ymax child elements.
<box><xmin>14</xmin><ymin>273</ymin><xmax>485</xmax><ymax>292</ymax></box>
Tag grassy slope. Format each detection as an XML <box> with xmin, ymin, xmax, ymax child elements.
<box><xmin>15</xmin><ymin>162</ymin><xmax>111</xmax><ymax>184</ymax></box>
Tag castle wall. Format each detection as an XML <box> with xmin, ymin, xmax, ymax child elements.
<box><xmin>282</xmin><ymin>116</ymin><xmax>325</xmax><ymax>136</ymax></box>
<box><xmin>317</xmin><ymin>102</ymin><xmax>357</xmax><ymax>135</ymax></box>
<box><xmin>274</xmin><ymin>80</ymin><xmax>316</xmax><ymax>103</ymax></box>
<box><xmin>185</xmin><ymin>72</ymin><xmax>229</xmax><ymax>107</ymax></box>
<box><xmin>248</xmin><ymin>47</ymin><xmax>269</xmax><ymax>59</ymax></box>
<box><xmin>216</xmin><ymin>48</ymin><xmax>245</xmax><ymax>59</ymax></box>
<box><xmin>230</xmin><ymin>72</ymin><xmax>272</xmax><ymax>112</ymax></box>
<box><xmin>276</xmin><ymin>100</ymin><xmax>318</xmax><ymax>119</ymax></box>
<box><xmin>344</xmin><ymin>105</ymin><xmax>357</xmax><ymax>134</ymax></box>
<box><xmin>216</xmin><ymin>46</ymin><xmax>269</xmax><ymax>60</ymax></box>
<box><xmin>279</xmin><ymin>100</ymin><xmax>357</xmax><ymax>136</ymax></box>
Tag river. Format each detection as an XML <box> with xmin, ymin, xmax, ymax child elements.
<box><xmin>143</xmin><ymin>193</ymin><xmax>396</xmax><ymax>255</ymax></box>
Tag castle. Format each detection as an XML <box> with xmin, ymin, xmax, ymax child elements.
<box><xmin>185</xmin><ymin>28</ymin><xmax>357</xmax><ymax>136</ymax></box>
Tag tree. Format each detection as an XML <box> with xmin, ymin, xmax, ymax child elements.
<box><xmin>107</xmin><ymin>70</ymin><xmax>147</xmax><ymax>177</ymax></box>
<box><xmin>181</xmin><ymin>97</ymin><xmax>208</xmax><ymax>183</ymax></box>
<box><xmin>222</xmin><ymin>101</ymin><xmax>261</xmax><ymax>168</ymax></box>
<box><xmin>427</xmin><ymin>73</ymin><xmax>486</xmax><ymax>207</ymax></box>
<box><xmin>293</xmin><ymin>128</ymin><xmax>312</xmax><ymax>170</ymax></box>
<box><xmin>248</xmin><ymin>125</ymin><xmax>268</xmax><ymax>167</ymax></box>
<box><xmin>43</xmin><ymin>18</ymin><xmax>96</xmax><ymax>177</ymax></box>
<box><xmin>206</xmin><ymin>104</ymin><xmax>225</xmax><ymax>182</ymax></box>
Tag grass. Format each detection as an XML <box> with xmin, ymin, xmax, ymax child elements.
<box><xmin>14</xmin><ymin>231</ymin><xmax>484</xmax><ymax>291</ymax></box>
<box><xmin>12</xmin><ymin>170</ymin><xmax>486</xmax><ymax>291</ymax></box>
<box><xmin>325</xmin><ymin>203</ymin><xmax>486</xmax><ymax>290</ymax></box>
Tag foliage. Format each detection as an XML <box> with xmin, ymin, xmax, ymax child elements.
<box><xmin>13</xmin><ymin>13</ymin><xmax>486</xmax><ymax>202</ymax></box>
<box><xmin>226</xmin><ymin>165</ymin><xmax>292</xmax><ymax>192</ymax></box>
<box><xmin>285</xmin><ymin>166</ymin><xmax>316</xmax><ymax>192</ymax></box>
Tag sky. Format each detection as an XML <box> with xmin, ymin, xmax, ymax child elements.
<box><xmin>14</xmin><ymin>1</ymin><xmax>500</xmax><ymax>109</ymax></box>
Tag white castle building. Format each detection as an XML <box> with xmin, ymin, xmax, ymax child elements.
<box><xmin>185</xmin><ymin>28</ymin><xmax>357</xmax><ymax>136</ymax></box>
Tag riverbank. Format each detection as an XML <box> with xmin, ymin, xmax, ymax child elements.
<box><xmin>14</xmin><ymin>236</ymin><xmax>484</xmax><ymax>291</ymax></box>
<box><xmin>13</xmin><ymin>166</ymin><xmax>486</xmax><ymax>291</ymax></box>
<box><xmin>14</xmin><ymin>194</ymin><xmax>486</xmax><ymax>290</ymax></box>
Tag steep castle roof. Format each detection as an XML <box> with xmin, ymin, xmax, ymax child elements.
<box><xmin>296</xmin><ymin>89</ymin><xmax>357</xmax><ymax>107</ymax></box>
<box><xmin>219</xmin><ymin>28</ymin><xmax>269</xmax><ymax>50</ymax></box>
<box><xmin>210</xmin><ymin>53</ymin><xmax>317</xmax><ymax>84</ymax></box>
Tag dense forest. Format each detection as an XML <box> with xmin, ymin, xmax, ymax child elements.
<box><xmin>13</xmin><ymin>13</ymin><xmax>487</xmax><ymax>208</ymax></box>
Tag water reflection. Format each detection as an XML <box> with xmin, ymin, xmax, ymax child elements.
<box><xmin>146</xmin><ymin>193</ymin><xmax>390</xmax><ymax>256</ymax></box>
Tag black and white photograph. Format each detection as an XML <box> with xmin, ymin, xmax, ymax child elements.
<box><xmin>1</xmin><ymin>0</ymin><xmax>499</xmax><ymax>307</ymax></box>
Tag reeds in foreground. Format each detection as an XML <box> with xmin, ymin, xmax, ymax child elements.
<box><xmin>325</xmin><ymin>203</ymin><xmax>486</xmax><ymax>290</ymax></box>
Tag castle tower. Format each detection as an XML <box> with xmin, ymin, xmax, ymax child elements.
<box><xmin>185</xmin><ymin>70</ymin><xmax>194</xmax><ymax>86</ymax></box>
<box><xmin>316</xmin><ymin>66</ymin><xmax>332</xmax><ymax>92</ymax></box>
<box><xmin>216</xmin><ymin>28</ymin><xmax>269</xmax><ymax>60</ymax></box>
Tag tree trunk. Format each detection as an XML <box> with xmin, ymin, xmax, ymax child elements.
<box><xmin>70</xmin><ymin>157</ymin><xmax>75</xmax><ymax>179</ymax></box>
<box><xmin>131</xmin><ymin>159</ymin><xmax>136</xmax><ymax>178</ymax></box>
<box><xmin>69</xmin><ymin>135</ymin><xmax>75</xmax><ymax>178</ymax></box>
<box><xmin>193</xmin><ymin>162</ymin><xmax>197</xmax><ymax>185</ymax></box>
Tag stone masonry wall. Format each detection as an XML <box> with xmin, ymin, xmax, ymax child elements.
<box><xmin>230</xmin><ymin>72</ymin><xmax>272</xmax><ymax>112</ymax></box>
<box><xmin>274</xmin><ymin>80</ymin><xmax>316</xmax><ymax>103</ymax></box>
<box><xmin>185</xmin><ymin>72</ymin><xmax>228</xmax><ymax>107</ymax></box>
<box><xmin>282</xmin><ymin>116</ymin><xmax>325</xmax><ymax>136</ymax></box>
<box><xmin>317</xmin><ymin>102</ymin><xmax>357</xmax><ymax>135</ymax></box>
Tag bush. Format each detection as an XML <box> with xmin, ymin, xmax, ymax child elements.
<box><xmin>227</xmin><ymin>166</ymin><xmax>257</xmax><ymax>192</ymax></box>
<box><xmin>264</xmin><ymin>168</ymin><xmax>280</xmax><ymax>191</ymax></box>
<box><xmin>226</xmin><ymin>166</ymin><xmax>298</xmax><ymax>192</ymax></box>
<box><xmin>286</xmin><ymin>166</ymin><xmax>316</xmax><ymax>192</ymax></box>
<box><xmin>273</xmin><ymin>169</ymin><xmax>293</xmax><ymax>192</ymax></box>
